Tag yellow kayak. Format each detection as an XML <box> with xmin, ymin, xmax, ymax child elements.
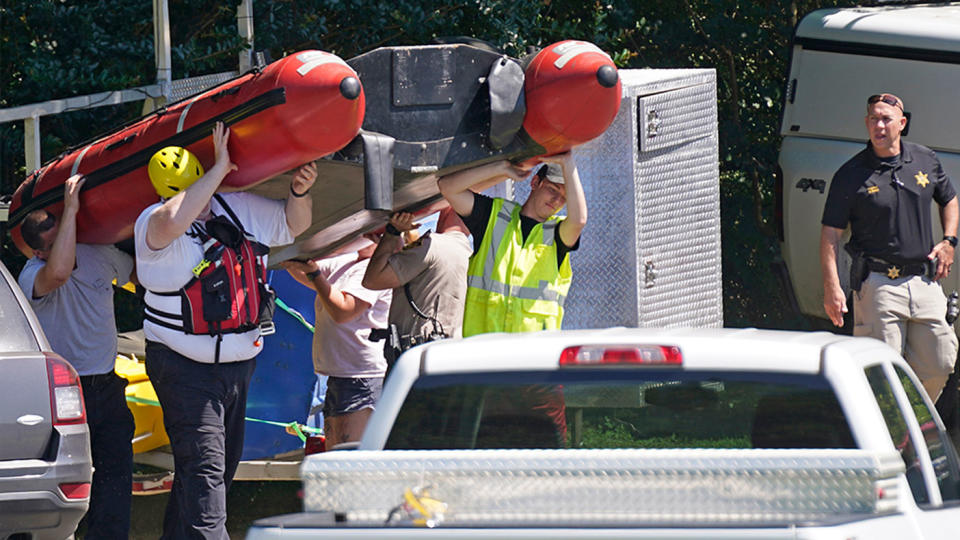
<box><xmin>115</xmin><ymin>353</ymin><xmax>169</xmax><ymax>454</ymax></box>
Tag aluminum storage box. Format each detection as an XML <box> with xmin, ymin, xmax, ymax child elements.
<box><xmin>550</xmin><ymin>69</ymin><xmax>722</xmax><ymax>328</ymax></box>
<box><xmin>301</xmin><ymin>448</ymin><xmax>902</xmax><ymax>526</ymax></box>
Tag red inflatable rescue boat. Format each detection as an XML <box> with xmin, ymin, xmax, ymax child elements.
<box><xmin>250</xmin><ymin>38</ymin><xmax>624</xmax><ymax>261</ymax></box>
<box><xmin>8</xmin><ymin>50</ymin><xmax>364</xmax><ymax>255</ymax></box>
<box><xmin>522</xmin><ymin>40</ymin><xmax>622</xmax><ymax>156</ymax></box>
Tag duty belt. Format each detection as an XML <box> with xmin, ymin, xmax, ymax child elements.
<box><xmin>866</xmin><ymin>259</ymin><xmax>928</xmax><ymax>279</ymax></box>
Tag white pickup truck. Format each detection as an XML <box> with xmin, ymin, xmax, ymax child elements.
<box><xmin>247</xmin><ymin>328</ymin><xmax>960</xmax><ymax>539</ymax></box>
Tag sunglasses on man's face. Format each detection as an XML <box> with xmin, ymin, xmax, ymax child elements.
<box><xmin>868</xmin><ymin>94</ymin><xmax>903</xmax><ymax>110</ymax></box>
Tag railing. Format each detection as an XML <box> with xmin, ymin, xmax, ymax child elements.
<box><xmin>0</xmin><ymin>0</ymin><xmax>254</xmax><ymax>174</ymax></box>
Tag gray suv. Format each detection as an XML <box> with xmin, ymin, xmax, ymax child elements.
<box><xmin>0</xmin><ymin>259</ymin><xmax>92</xmax><ymax>539</ymax></box>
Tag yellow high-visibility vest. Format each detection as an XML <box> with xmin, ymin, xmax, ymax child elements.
<box><xmin>462</xmin><ymin>198</ymin><xmax>573</xmax><ymax>337</ymax></box>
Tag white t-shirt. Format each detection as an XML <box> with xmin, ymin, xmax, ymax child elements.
<box><xmin>134</xmin><ymin>192</ymin><xmax>294</xmax><ymax>363</ymax></box>
<box><xmin>311</xmin><ymin>253</ymin><xmax>391</xmax><ymax>378</ymax></box>
<box><xmin>18</xmin><ymin>244</ymin><xmax>133</xmax><ymax>376</ymax></box>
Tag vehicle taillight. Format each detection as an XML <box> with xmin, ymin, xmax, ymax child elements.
<box><xmin>59</xmin><ymin>482</ymin><xmax>91</xmax><ymax>500</ymax></box>
<box><xmin>559</xmin><ymin>345</ymin><xmax>682</xmax><ymax>366</ymax></box>
<box><xmin>46</xmin><ymin>354</ymin><xmax>86</xmax><ymax>425</ymax></box>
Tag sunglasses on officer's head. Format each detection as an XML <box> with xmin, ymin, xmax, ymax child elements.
<box><xmin>868</xmin><ymin>94</ymin><xmax>903</xmax><ymax>110</ymax></box>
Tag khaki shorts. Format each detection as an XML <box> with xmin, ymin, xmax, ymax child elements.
<box><xmin>854</xmin><ymin>273</ymin><xmax>958</xmax><ymax>380</ymax></box>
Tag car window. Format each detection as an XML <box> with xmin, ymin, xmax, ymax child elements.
<box><xmin>0</xmin><ymin>272</ymin><xmax>40</xmax><ymax>352</ymax></box>
<box><xmin>385</xmin><ymin>370</ymin><xmax>854</xmax><ymax>451</ymax></box>
<box><xmin>893</xmin><ymin>365</ymin><xmax>960</xmax><ymax>502</ymax></box>
<box><xmin>866</xmin><ymin>365</ymin><xmax>929</xmax><ymax>504</ymax></box>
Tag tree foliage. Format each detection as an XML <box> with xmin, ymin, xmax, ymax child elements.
<box><xmin>592</xmin><ymin>0</ymin><xmax>849</xmax><ymax>328</ymax></box>
<box><xmin>1</xmin><ymin>0</ymin><xmax>873</xmax><ymax>328</ymax></box>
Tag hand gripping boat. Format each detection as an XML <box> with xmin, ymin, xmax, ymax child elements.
<box><xmin>8</xmin><ymin>50</ymin><xmax>365</xmax><ymax>256</ymax></box>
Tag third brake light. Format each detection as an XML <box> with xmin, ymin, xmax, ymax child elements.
<box><xmin>559</xmin><ymin>345</ymin><xmax>682</xmax><ymax>366</ymax></box>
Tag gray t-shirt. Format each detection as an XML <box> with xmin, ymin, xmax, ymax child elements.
<box><xmin>19</xmin><ymin>244</ymin><xmax>133</xmax><ymax>376</ymax></box>
<box><xmin>387</xmin><ymin>230</ymin><xmax>472</xmax><ymax>340</ymax></box>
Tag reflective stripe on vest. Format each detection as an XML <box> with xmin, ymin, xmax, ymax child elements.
<box><xmin>463</xmin><ymin>198</ymin><xmax>572</xmax><ymax>336</ymax></box>
<box><xmin>465</xmin><ymin>274</ymin><xmax>566</xmax><ymax>303</ymax></box>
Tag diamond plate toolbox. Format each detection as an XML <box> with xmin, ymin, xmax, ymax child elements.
<box><xmin>302</xmin><ymin>448</ymin><xmax>903</xmax><ymax>526</ymax></box>
<box><xmin>563</xmin><ymin>69</ymin><xmax>722</xmax><ymax>330</ymax></box>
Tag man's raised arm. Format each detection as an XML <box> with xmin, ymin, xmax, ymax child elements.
<box><xmin>32</xmin><ymin>175</ymin><xmax>85</xmax><ymax>297</ymax></box>
<box><xmin>363</xmin><ymin>213</ymin><xmax>419</xmax><ymax>291</ymax></box>
<box><xmin>284</xmin><ymin>162</ymin><xmax>317</xmax><ymax>237</ymax></box>
<box><xmin>146</xmin><ymin>122</ymin><xmax>236</xmax><ymax>250</ymax></box>
<box><xmin>542</xmin><ymin>152</ymin><xmax>586</xmax><ymax>246</ymax></box>
<box><xmin>438</xmin><ymin>160</ymin><xmax>531</xmax><ymax>217</ymax></box>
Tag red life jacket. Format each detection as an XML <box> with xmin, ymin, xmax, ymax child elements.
<box><xmin>144</xmin><ymin>195</ymin><xmax>271</xmax><ymax>337</ymax></box>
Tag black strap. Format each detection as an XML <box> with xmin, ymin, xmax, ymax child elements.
<box><xmin>144</xmin><ymin>304</ymin><xmax>183</xmax><ymax>320</ymax></box>
<box><xmin>213</xmin><ymin>325</ymin><xmax>223</xmax><ymax>365</ymax></box>
<box><xmin>403</xmin><ymin>283</ymin><xmax>445</xmax><ymax>337</ymax></box>
<box><xmin>213</xmin><ymin>194</ymin><xmax>248</xmax><ymax>234</ymax></box>
<box><xmin>143</xmin><ymin>310</ymin><xmax>256</xmax><ymax>337</ymax></box>
<box><xmin>143</xmin><ymin>312</ymin><xmax>187</xmax><ymax>332</ymax></box>
<box><xmin>150</xmin><ymin>289</ymin><xmax>181</xmax><ymax>297</ymax></box>
<box><xmin>187</xmin><ymin>221</ymin><xmax>209</xmax><ymax>242</ymax></box>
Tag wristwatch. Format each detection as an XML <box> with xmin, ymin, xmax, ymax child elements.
<box><xmin>306</xmin><ymin>270</ymin><xmax>321</xmax><ymax>280</ymax></box>
<box><xmin>944</xmin><ymin>235</ymin><xmax>958</xmax><ymax>247</ymax></box>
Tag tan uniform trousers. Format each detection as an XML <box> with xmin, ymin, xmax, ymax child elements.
<box><xmin>854</xmin><ymin>272</ymin><xmax>958</xmax><ymax>400</ymax></box>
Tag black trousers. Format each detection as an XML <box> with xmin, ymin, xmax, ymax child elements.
<box><xmin>79</xmin><ymin>371</ymin><xmax>134</xmax><ymax>539</ymax></box>
<box><xmin>145</xmin><ymin>341</ymin><xmax>255</xmax><ymax>540</ymax></box>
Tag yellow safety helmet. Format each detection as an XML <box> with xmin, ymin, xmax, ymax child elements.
<box><xmin>148</xmin><ymin>146</ymin><xmax>205</xmax><ymax>198</ymax></box>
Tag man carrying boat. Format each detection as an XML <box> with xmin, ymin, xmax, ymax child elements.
<box><xmin>438</xmin><ymin>151</ymin><xmax>586</xmax><ymax>335</ymax></box>
<box><xmin>281</xmin><ymin>237</ymin><xmax>392</xmax><ymax>448</ymax></box>
<box><xmin>361</xmin><ymin>207</ymin><xmax>472</xmax><ymax>365</ymax></box>
<box><xmin>133</xmin><ymin>122</ymin><xmax>315</xmax><ymax>538</ymax></box>
<box><xmin>18</xmin><ymin>173</ymin><xmax>137</xmax><ymax>538</ymax></box>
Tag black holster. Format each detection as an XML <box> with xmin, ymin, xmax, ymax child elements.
<box><xmin>370</xmin><ymin>323</ymin><xmax>449</xmax><ymax>367</ymax></box>
<box><xmin>926</xmin><ymin>257</ymin><xmax>939</xmax><ymax>280</ymax></box>
<box><xmin>370</xmin><ymin>282</ymin><xmax>451</xmax><ymax>373</ymax></box>
<box><xmin>845</xmin><ymin>243</ymin><xmax>868</xmax><ymax>293</ymax></box>
<box><xmin>370</xmin><ymin>325</ymin><xmax>403</xmax><ymax>365</ymax></box>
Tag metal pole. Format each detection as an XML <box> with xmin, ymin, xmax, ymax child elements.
<box><xmin>237</xmin><ymin>0</ymin><xmax>255</xmax><ymax>72</ymax></box>
<box><xmin>152</xmin><ymin>0</ymin><xmax>172</xmax><ymax>108</ymax></box>
<box><xmin>24</xmin><ymin>115</ymin><xmax>41</xmax><ymax>174</ymax></box>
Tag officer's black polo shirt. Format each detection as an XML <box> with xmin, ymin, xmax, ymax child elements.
<box><xmin>822</xmin><ymin>140</ymin><xmax>957</xmax><ymax>264</ymax></box>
